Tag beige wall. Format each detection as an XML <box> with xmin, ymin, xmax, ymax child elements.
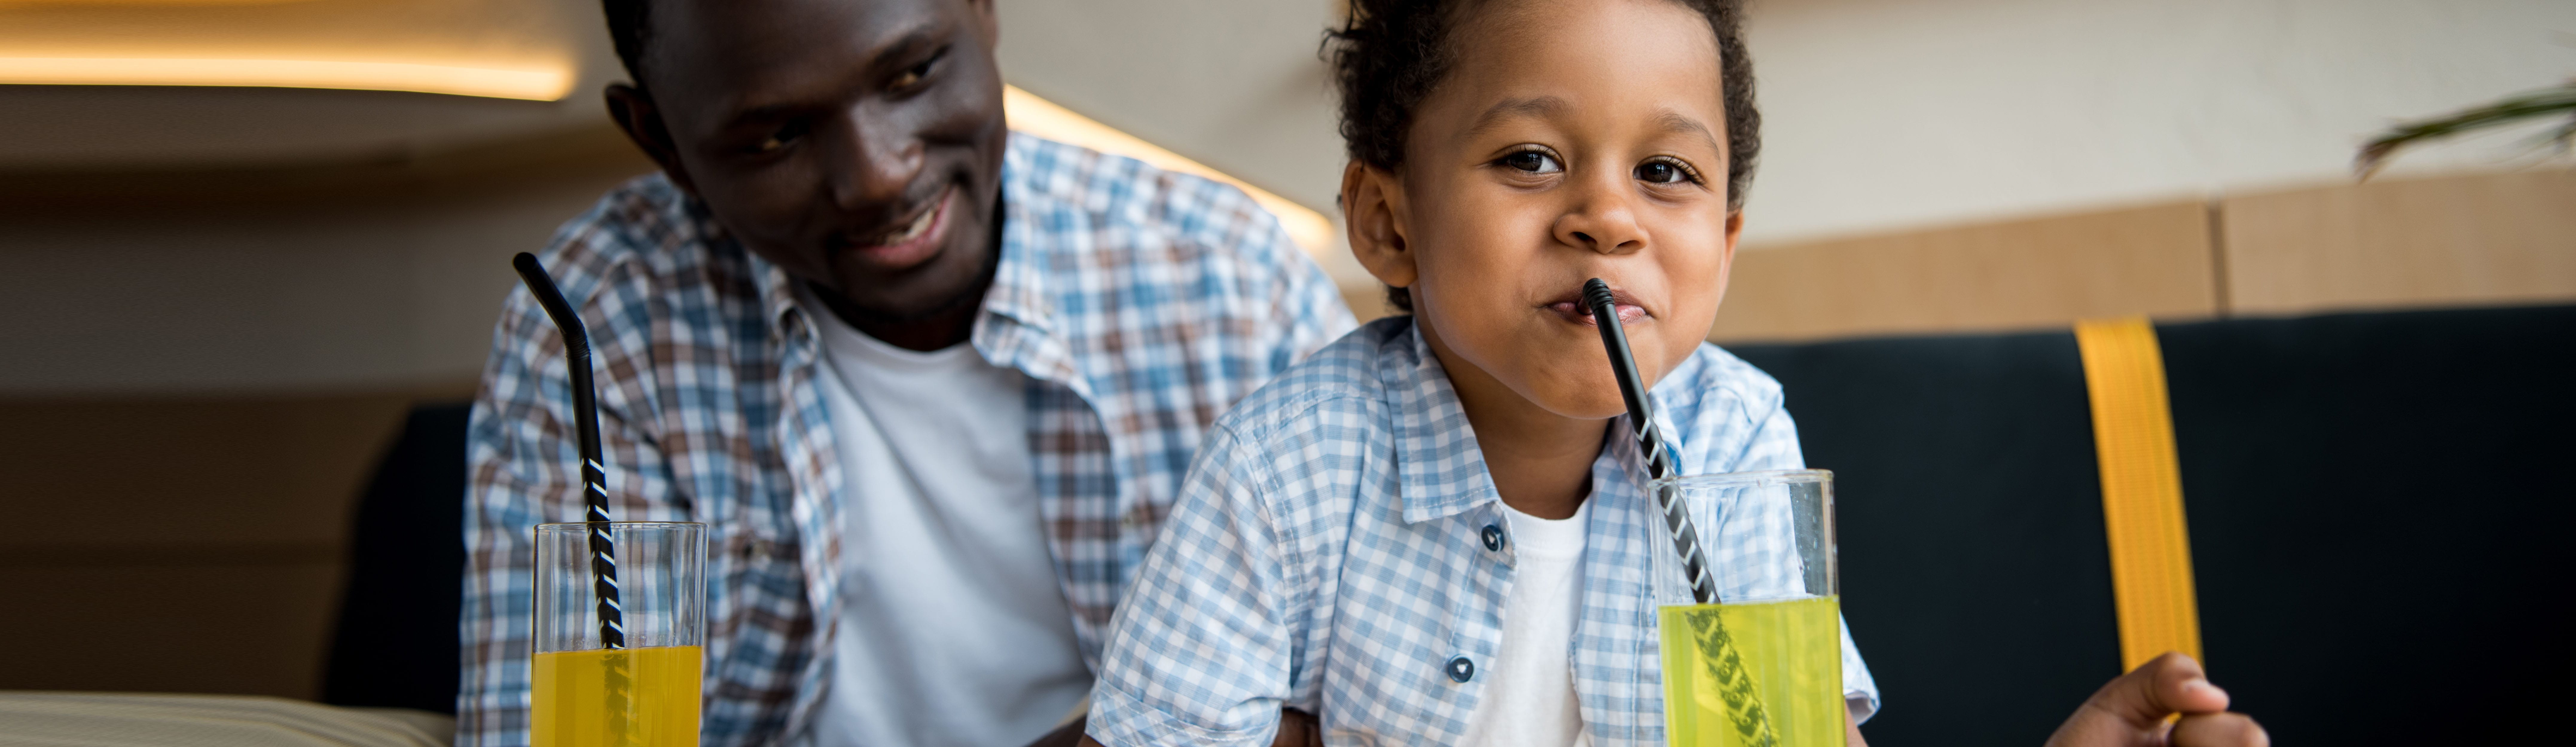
<box><xmin>0</xmin><ymin>127</ymin><xmax>652</xmax><ymax>396</ymax></box>
<box><xmin>0</xmin><ymin>132</ymin><xmax>648</xmax><ymax>698</ymax></box>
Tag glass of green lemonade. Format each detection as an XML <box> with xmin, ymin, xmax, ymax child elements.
<box><xmin>1652</xmin><ymin>470</ymin><xmax>1842</xmax><ymax>747</ymax></box>
<box><xmin>533</xmin><ymin>522</ymin><xmax>707</xmax><ymax>747</ymax></box>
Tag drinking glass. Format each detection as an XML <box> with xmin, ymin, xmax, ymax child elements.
<box><xmin>1651</xmin><ymin>470</ymin><xmax>1841</xmax><ymax>747</ymax></box>
<box><xmin>533</xmin><ymin>522</ymin><xmax>706</xmax><ymax>747</ymax></box>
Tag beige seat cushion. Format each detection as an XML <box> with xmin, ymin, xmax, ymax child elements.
<box><xmin>0</xmin><ymin>692</ymin><xmax>452</xmax><ymax>747</ymax></box>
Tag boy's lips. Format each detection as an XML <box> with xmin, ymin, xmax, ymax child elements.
<box><xmin>1544</xmin><ymin>287</ymin><xmax>1647</xmax><ymax>327</ymax></box>
<box><xmin>835</xmin><ymin>187</ymin><xmax>954</xmax><ymax>271</ymax></box>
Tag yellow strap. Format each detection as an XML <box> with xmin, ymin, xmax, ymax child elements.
<box><xmin>2073</xmin><ymin>317</ymin><xmax>2203</xmax><ymax>672</ymax></box>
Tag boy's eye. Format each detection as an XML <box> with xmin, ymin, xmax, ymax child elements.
<box><xmin>1635</xmin><ymin>159</ymin><xmax>1694</xmax><ymax>184</ymax></box>
<box><xmin>1499</xmin><ymin>150</ymin><xmax>1563</xmax><ymax>174</ymax></box>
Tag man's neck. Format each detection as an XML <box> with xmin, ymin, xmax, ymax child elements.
<box><xmin>1419</xmin><ymin>320</ymin><xmax>1605</xmax><ymax>521</ymax></box>
<box><xmin>808</xmin><ymin>282</ymin><xmax>987</xmax><ymax>352</ymax></box>
<box><xmin>804</xmin><ymin>217</ymin><xmax>1004</xmax><ymax>352</ymax></box>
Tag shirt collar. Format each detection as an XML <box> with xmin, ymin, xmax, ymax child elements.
<box><xmin>1378</xmin><ymin>318</ymin><xmax>1682</xmax><ymax>525</ymax></box>
<box><xmin>1380</xmin><ymin>320</ymin><xmax>1505</xmax><ymax>524</ymax></box>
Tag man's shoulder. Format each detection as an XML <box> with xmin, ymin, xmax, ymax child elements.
<box><xmin>1209</xmin><ymin>317</ymin><xmax>1409</xmax><ymax>446</ymax></box>
<box><xmin>494</xmin><ymin>172</ymin><xmax>763</xmax><ymax>387</ymax></box>
<box><xmin>1004</xmin><ymin>133</ymin><xmax>1304</xmax><ymax>276</ymax></box>
<box><xmin>537</xmin><ymin>172</ymin><xmax>715</xmax><ymax>282</ymax></box>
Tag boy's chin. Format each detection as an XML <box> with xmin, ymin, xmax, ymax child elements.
<box><xmin>1519</xmin><ymin>382</ymin><xmax>1636</xmax><ymax>424</ymax></box>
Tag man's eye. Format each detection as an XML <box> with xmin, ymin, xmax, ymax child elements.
<box><xmin>1500</xmin><ymin>151</ymin><xmax>1562</xmax><ymax>174</ymax></box>
<box><xmin>892</xmin><ymin>51</ymin><xmax>944</xmax><ymax>89</ymax></box>
<box><xmin>754</xmin><ymin>122</ymin><xmax>808</xmax><ymax>153</ymax></box>
<box><xmin>1636</xmin><ymin>160</ymin><xmax>1692</xmax><ymax>184</ymax></box>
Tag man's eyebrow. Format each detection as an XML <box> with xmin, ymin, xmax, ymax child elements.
<box><xmin>865</xmin><ymin>26</ymin><xmax>943</xmax><ymax>72</ymax></box>
<box><xmin>717</xmin><ymin>25</ymin><xmax>947</xmax><ymax>129</ymax></box>
<box><xmin>1657</xmin><ymin>109</ymin><xmax>1723</xmax><ymax>154</ymax></box>
<box><xmin>1466</xmin><ymin>96</ymin><xmax>1566</xmax><ymax>136</ymax></box>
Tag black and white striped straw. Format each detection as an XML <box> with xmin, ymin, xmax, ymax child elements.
<box><xmin>515</xmin><ymin>253</ymin><xmax>627</xmax><ymax>651</ymax></box>
<box><xmin>1584</xmin><ymin>278</ymin><xmax>1722</xmax><ymax>605</ymax></box>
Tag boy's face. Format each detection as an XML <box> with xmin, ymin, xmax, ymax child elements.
<box><xmin>1346</xmin><ymin>0</ymin><xmax>1741</xmax><ymax>421</ymax></box>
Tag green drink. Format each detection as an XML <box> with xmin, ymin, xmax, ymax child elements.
<box><xmin>1646</xmin><ymin>470</ymin><xmax>1844</xmax><ymax>747</ymax></box>
<box><xmin>1659</xmin><ymin>596</ymin><xmax>1844</xmax><ymax>747</ymax></box>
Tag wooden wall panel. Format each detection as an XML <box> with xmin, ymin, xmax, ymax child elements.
<box><xmin>2222</xmin><ymin>169</ymin><xmax>2576</xmax><ymax>316</ymax></box>
<box><xmin>0</xmin><ymin>386</ymin><xmax>464</xmax><ymax>698</ymax></box>
<box><xmin>1709</xmin><ymin>201</ymin><xmax>2221</xmax><ymax>343</ymax></box>
<box><xmin>0</xmin><ymin>563</ymin><xmax>344</xmax><ymax>699</ymax></box>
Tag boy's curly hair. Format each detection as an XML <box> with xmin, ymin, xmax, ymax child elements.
<box><xmin>1324</xmin><ymin>0</ymin><xmax>1760</xmax><ymax>313</ymax></box>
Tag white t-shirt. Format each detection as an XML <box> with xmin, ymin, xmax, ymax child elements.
<box><xmin>802</xmin><ymin>298</ymin><xmax>1090</xmax><ymax>747</ymax></box>
<box><xmin>1457</xmin><ymin>499</ymin><xmax>1594</xmax><ymax>747</ymax></box>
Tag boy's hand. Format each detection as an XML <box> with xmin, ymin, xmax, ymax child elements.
<box><xmin>2045</xmin><ymin>653</ymin><xmax>2269</xmax><ymax>747</ymax></box>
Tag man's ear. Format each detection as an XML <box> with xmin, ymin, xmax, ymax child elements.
<box><xmin>606</xmin><ymin>83</ymin><xmax>697</xmax><ymax>193</ymax></box>
<box><xmin>1342</xmin><ymin>161</ymin><xmax>1417</xmax><ymax>293</ymax></box>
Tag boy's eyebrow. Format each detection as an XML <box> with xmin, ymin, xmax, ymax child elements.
<box><xmin>1656</xmin><ymin>109</ymin><xmax>1723</xmax><ymax>155</ymax></box>
<box><xmin>1466</xmin><ymin>96</ymin><xmax>1567</xmax><ymax>136</ymax></box>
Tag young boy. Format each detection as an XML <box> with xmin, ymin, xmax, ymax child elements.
<box><xmin>1081</xmin><ymin>1</ymin><xmax>1867</xmax><ymax>744</ymax></box>
<box><xmin>1078</xmin><ymin>0</ymin><xmax>1862</xmax><ymax>745</ymax></box>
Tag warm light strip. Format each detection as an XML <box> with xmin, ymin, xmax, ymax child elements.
<box><xmin>0</xmin><ymin>56</ymin><xmax>574</xmax><ymax>100</ymax></box>
<box><xmin>1003</xmin><ymin>84</ymin><xmax>1336</xmax><ymax>258</ymax></box>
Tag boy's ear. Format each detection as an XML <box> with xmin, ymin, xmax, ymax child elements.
<box><xmin>1342</xmin><ymin>161</ymin><xmax>1418</xmax><ymax>293</ymax></box>
<box><xmin>1722</xmin><ymin>210</ymin><xmax>1743</xmax><ymax>264</ymax></box>
<box><xmin>1712</xmin><ymin>209</ymin><xmax>1744</xmax><ymax>307</ymax></box>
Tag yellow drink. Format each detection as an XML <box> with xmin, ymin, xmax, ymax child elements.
<box><xmin>532</xmin><ymin>645</ymin><xmax>704</xmax><ymax>747</ymax></box>
<box><xmin>1659</xmin><ymin>596</ymin><xmax>1842</xmax><ymax>747</ymax></box>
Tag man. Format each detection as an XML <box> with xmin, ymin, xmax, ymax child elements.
<box><xmin>458</xmin><ymin>0</ymin><xmax>1351</xmax><ymax>745</ymax></box>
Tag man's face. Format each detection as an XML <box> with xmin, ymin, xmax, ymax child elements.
<box><xmin>626</xmin><ymin>0</ymin><xmax>1007</xmax><ymax>317</ymax></box>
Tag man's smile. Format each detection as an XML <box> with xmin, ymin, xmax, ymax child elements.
<box><xmin>835</xmin><ymin>185</ymin><xmax>956</xmax><ymax>272</ymax></box>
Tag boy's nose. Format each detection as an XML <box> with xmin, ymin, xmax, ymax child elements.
<box><xmin>1554</xmin><ymin>189</ymin><xmax>1646</xmax><ymax>255</ymax></box>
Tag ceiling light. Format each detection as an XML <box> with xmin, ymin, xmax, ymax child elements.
<box><xmin>1003</xmin><ymin>84</ymin><xmax>1336</xmax><ymax>258</ymax></box>
<box><xmin>0</xmin><ymin>56</ymin><xmax>573</xmax><ymax>100</ymax></box>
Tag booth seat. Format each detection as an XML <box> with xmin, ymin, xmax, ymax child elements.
<box><xmin>1730</xmin><ymin>303</ymin><xmax>2573</xmax><ymax>745</ymax></box>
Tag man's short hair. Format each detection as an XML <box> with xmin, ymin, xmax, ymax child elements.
<box><xmin>603</xmin><ymin>0</ymin><xmax>654</xmax><ymax>84</ymax></box>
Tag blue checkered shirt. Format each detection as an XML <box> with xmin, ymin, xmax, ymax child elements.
<box><xmin>1088</xmin><ymin>317</ymin><xmax>1879</xmax><ymax>747</ymax></box>
<box><xmin>460</xmin><ymin>133</ymin><xmax>1356</xmax><ymax>747</ymax></box>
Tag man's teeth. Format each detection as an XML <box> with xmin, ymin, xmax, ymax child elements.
<box><xmin>879</xmin><ymin>203</ymin><xmax>937</xmax><ymax>245</ymax></box>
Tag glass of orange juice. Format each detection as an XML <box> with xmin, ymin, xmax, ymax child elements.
<box><xmin>533</xmin><ymin>521</ymin><xmax>706</xmax><ymax>747</ymax></box>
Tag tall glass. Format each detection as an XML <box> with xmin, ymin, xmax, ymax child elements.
<box><xmin>533</xmin><ymin>522</ymin><xmax>706</xmax><ymax>747</ymax></box>
<box><xmin>1652</xmin><ymin>470</ymin><xmax>1841</xmax><ymax>747</ymax></box>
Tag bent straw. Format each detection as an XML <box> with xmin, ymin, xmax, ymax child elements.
<box><xmin>1585</xmin><ymin>278</ymin><xmax>1720</xmax><ymax>603</ymax></box>
<box><xmin>515</xmin><ymin>252</ymin><xmax>627</xmax><ymax>651</ymax></box>
<box><xmin>1585</xmin><ymin>278</ymin><xmax>1778</xmax><ymax>746</ymax></box>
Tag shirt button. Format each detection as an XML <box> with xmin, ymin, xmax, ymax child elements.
<box><xmin>1481</xmin><ymin>524</ymin><xmax>1504</xmax><ymax>552</ymax></box>
<box><xmin>1447</xmin><ymin>656</ymin><xmax>1475</xmax><ymax>683</ymax></box>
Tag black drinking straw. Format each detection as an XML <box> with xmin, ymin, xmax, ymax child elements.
<box><xmin>1588</xmin><ymin>278</ymin><xmax>1782</xmax><ymax>746</ymax></box>
<box><xmin>514</xmin><ymin>252</ymin><xmax>627</xmax><ymax>651</ymax></box>
<box><xmin>1585</xmin><ymin>278</ymin><xmax>1721</xmax><ymax>605</ymax></box>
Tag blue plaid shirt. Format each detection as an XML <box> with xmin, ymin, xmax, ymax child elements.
<box><xmin>461</xmin><ymin>133</ymin><xmax>1356</xmax><ymax>747</ymax></box>
<box><xmin>1089</xmin><ymin>317</ymin><xmax>1879</xmax><ymax>747</ymax></box>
